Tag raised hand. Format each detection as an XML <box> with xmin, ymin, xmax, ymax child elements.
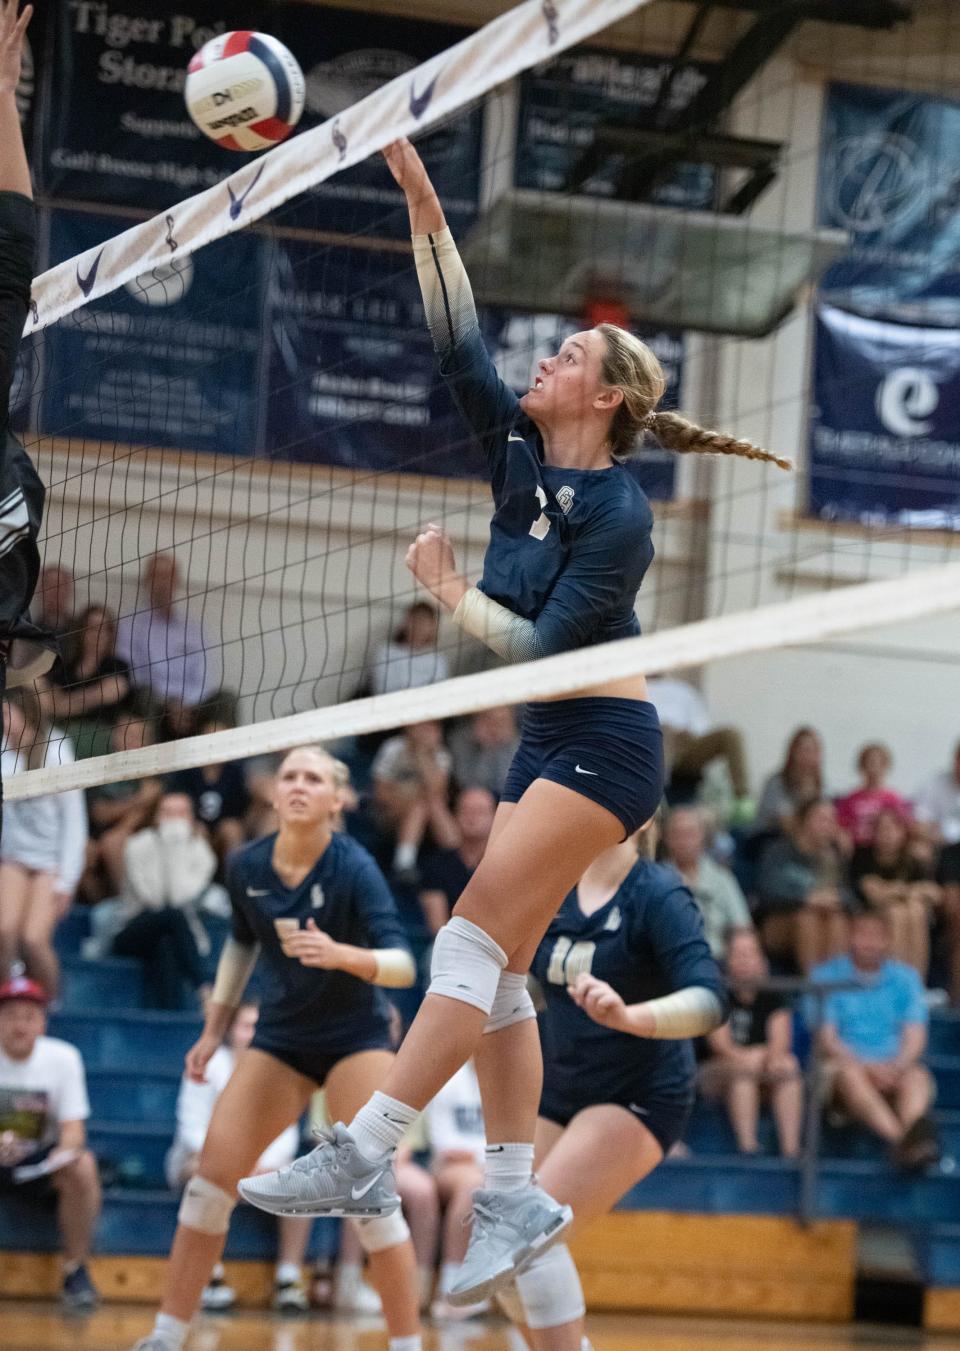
<box><xmin>0</xmin><ymin>1</ymin><xmax>31</xmax><ymax>97</ymax></box>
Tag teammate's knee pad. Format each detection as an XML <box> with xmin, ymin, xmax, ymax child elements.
<box><xmin>496</xmin><ymin>1280</ymin><xmax>526</xmax><ymax>1326</ymax></box>
<box><xmin>484</xmin><ymin>969</ymin><xmax>536</xmax><ymax>1034</ymax></box>
<box><xmin>178</xmin><ymin>1176</ymin><xmax>236</xmax><ymax>1235</ymax></box>
<box><xmin>429</xmin><ymin>915</ymin><xmax>506</xmax><ymax>1015</ymax></box>
<box><xmin>516</xmin><ymin>1244</ymin><xmax>585</xmax><ymax>1329</ymax></box>
<box><xmin>352</xmin><ymin>1210</ymin><xmax>411</xmax><ymax>1254</ymax></box>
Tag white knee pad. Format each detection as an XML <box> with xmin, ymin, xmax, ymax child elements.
<box><xmin>516</xmin><ymin>1244</ymin><xmax>586</xmax><ymax>1329</ymax></box>
<box><xmin>352</xmin><ymin>1210</ymin><xmax>411</xmax><ymax>1254</ymax></box>
<box><xmin>484</xmin><ymin>970</ymin><xmax>537</xmax><ymax>1034</ymax></box>
<box><xmin>429</xmin><ymin>915</ymin><xmax>506</xmax><ymax>1014</ymax></box>
<box><xmin>496</xmin><ymin>1280</ymin><xmax>526</xmax><ymax>1326</ymax></box>
<box><xmin>178</xmin><ymin>1176</ymin><xmax>236</xmax><ymax>1235</ymax></box>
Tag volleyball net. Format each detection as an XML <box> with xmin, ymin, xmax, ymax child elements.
<box><xmin>8</xmin><ymin>0</ymin><xmax>960</xmax><ymax>800</ymax></box>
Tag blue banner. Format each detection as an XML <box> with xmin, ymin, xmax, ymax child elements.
<box><xmin>40</xmin><ymin>210</ymin><xmax>266</xmax><ymax>456</ymax></box>
<box><xmin>516</xmin><ymin>49</ymin><xmax>715</xmax><ymax>209</ymax></box>
<box><xmin>809</xmin><ymin>304</ymin><xmax>960</xmax><ymax>529</ymax></box>
<box><xmin>818</xmin><ymin>83</ymin><xmax>960</xmax><ymax>325</ymax></box>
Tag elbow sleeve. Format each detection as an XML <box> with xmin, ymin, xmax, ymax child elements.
<box><xmin>644</xmin><ymin>987</ymin><xmax>725</xmax><ymax>1039</ymax></box>
<box><xmin>371</xmin><ymin>949</ymin><xmax>416</xmax><ymax>989</ymax></box>
<box><xmin>412</xmin><ymin>227</ymin><xmax>478</xmax><ymax>355</ymax></box>
<box><xmin>452</xmin><ymin>587</ymin><xmax>540</xmax><ymax>663</ymax></box>
<box><xmin>211</xmin><ymin>937</ymin><xmax>260</xmax><ymax>1008</ymax></box>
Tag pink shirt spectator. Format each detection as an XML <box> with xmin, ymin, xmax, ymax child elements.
<box><xmin>835</xmin><ymin>787</ymin><xmax>911</xmax><ymax>846</ymax></box>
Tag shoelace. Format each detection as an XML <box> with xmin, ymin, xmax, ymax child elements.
<box><xmin>290</xmin><ymin>1126</ymin><xmax>338</xmax><ymax>1174</ymax></box>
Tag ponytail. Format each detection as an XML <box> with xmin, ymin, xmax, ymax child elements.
<box><xmin>647</xmin><ymin>410</ymin><xmax>792</xmax><ymax>471</ymax></box>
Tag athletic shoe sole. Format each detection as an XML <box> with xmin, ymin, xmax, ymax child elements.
<box><xmin>236</xmin><ymin>1179</ymin><xmax>400</xmax><ymax>1218</ymax></box>
<box><xmin>446</xmin><ymin>1202</ymin><xmax>573</xmax><ymax>1307</ymax></box>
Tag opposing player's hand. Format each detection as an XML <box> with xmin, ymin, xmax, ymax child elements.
<box><xmin>185</xmin><ymin>1032</ymin><xmax>221</xmax><ymax>1084</ymax></box>
<box><xmin>405</xmin><ymin>523</ymin><xmax>467</xmax><ymax>611</ymax></box>
<box><xmin>284</xmin><ymin>918</ymin><xmax>343</xmax><ymax>970</ymax></box>
<box><xmin>0</xmin><ymin>1</ymin><xmax>31</xmax><ymax>97</ymax></box>
<box><xmin>568</xmin><ymin>973</ymin><xmax>632</xmax><ymax>1034</ymax></box>
<box><xmin>383</xmin><ymin>138</ymin><xmax>427</xmax><ymax>195</ymax></box>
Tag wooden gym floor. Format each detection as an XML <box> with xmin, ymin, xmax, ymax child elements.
<box><xmin>0</xmin><ymin>1306</ymin><xmax>947</xmax><ymax>1351</ymax></box>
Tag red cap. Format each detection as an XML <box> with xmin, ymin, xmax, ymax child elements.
<box><xmin>0</xmin><ymin>976</ymin><xmax>48</xmax><ymax>1006</ymax></box>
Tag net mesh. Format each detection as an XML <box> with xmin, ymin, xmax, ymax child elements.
<box><xmin>7</xmin><ymin>0</ymin><xmax>960</xmax><ymax>802</ymax></box>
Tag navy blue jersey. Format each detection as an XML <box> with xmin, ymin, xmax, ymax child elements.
<box><xmin>441</xmin><ymin>326</ymin><xmax>653</xmax><ymax>657</ymax></box>
<box><xmin>227</xmin><ymin>832</ymin><xmax>410</xmax><ymax>1054</ymax></box>
<box><xmin>531</xmin><ymin>859</ymin><xmax>726</xmax><ymax>1103</ymax></box>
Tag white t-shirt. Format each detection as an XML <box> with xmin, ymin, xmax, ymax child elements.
<box><xmin>646</xmin><ymin>678</ymin><xmax>711</xmax><ymax>736</ymax></box>
<box><xmin>425</xmin><ymin>1061</ymin><xmax>486</xmax><ymax>1165</ymax></box>
<box><xmin>372</xmin><ymin>734</ymin><xmax>452</xmax><ymax>786</ymax></box>
<box><xmin>166</xmin><ymin>1046</ymin><xmax>299</xmax><ymax>1187</ymax></box>
<box><xmin>369</xmin><ymin>642</ymin><xmax>450</xmax><ymax>697</ymax></box>
<box><xmin>0</xmin><ymin>1035</ymin><xmax>90</xmax><ymax>1156</ymax></box>
<box><xmin>914</xmin><ymin>771</ymin><xmax>960</xmax><ymax>844</ymax></box>
<box><xmin>0</xmin><ymin>731</ymin><xmax>88</xmax><ymax>892</ymax></box>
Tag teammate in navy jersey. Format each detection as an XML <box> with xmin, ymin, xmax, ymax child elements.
<box><xmin>132</xmin><ymin>746</ymin><xmax>425</xmax><ymax>1351</ymax></box>
<box><xmin>498</xmin><ymin>826</ymin><xmax>726</xmax><ymax>1349</ymax></box>
<box><xmin>242</xmin><ymin>137</ymin><xmax>784</xmax><ymax>1305</ymax></box>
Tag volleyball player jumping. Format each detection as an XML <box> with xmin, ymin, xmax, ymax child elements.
<box><xmin>133</xmin><ymin>746</ymin><xmax>424</xmax><ymax>1351</ymax></box>
<box><xmin>498</xmin><ymin>825</ymin><xmax>726</xmax><ymax>1350</ymax></box>
<box><xmin>242</xmin><ymin>138</ymin><xmax>786</xmax><ymax>1303</ymax></box>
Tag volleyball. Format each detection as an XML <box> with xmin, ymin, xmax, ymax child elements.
<box><xmin>185</xmin><ymin>31</ymin><xmax>305</xmax><ymax>152</ymax></box>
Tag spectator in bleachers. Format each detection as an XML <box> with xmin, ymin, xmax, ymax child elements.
<box><xmin>936</xmin><ymin>840</ymin><xmax>960</xmax><ymax>1005</ymax></box>
<box><xmin>0</xmin><ymin>689</ymin><xmax>87</xmax><ymax>999</ymax></box>
<box><xmin>368</xmin><ymin>600</ymin><xmax>449</xmax><ymax>696</ymax></box>
<box><xmin>32</xmin><ymin>563</ymin><xmax>75</xmax><ymax>644</ymax></box>
<box><xmin>0</xmin><ymin>975</ymin><xmax>100</xmax><ymax>1310</ymax></box>
<box><xmin>83</xmin><ymin>698</ymin><xmax>163</xmax><ymax>901</ymax></box>
<box><xmin>424</xmin><ymin>1058</ymin><xmax>487</xmax><ymax>1320</ymax></box>
<box><xmin>754</xmin><ymin>726</ymin><xmax>824</xmax><ymax>835</ymax></box>
<box><xmin>848</xmin><ymin>808</ymin><xmax>939</xmax><ymax>979</ymax></box>
<box><xmin>49</xmin><ymin>603</ymin><xmax>132</xmax><ymax>760</ymax></box>
<box><xmin>447</xmin><ymin>707</ymin><xmax>519</xmax><ymax>797</ymax></box>
<box><xmin>111</xmin><ymin>792</ymin><xmax>220</xmax><ymax>1009</ymax></box>
<box><xmin>371</xmin><ymin>720</ymin><xmax>459</xmax><ymax>883</ymax></box>
<box><xmin>661</xmin><ymin>807</ymin><xmax>752</xmax><ymax>959</ymax></box>
<box><xmin>165</xmin><ymin>1000</ymin><xmax>312</xmax><ymax>1313</ymax></box>
<box><xmin>418</xmin><ymin>787</ymin><xmax>497</xmax><ymax>936</ymax></box>
<box><xmin>835</xmin><ymin>743</ymin><xmax>912</xmax><ymax>848</ymax></box>
<box><xmin>166</xmin><ymin>708</ymin><xmax>253</xmax><ymax>870</ymax></box>
<box><xmin>813</xmin><ymin>910</ymin><xmax>939</xmax><ymax>1171</ymax></box>
<box><xmin>914</xmin><ymin>739</ymin><xmax>960</xmax><ymax>845</ymax></box>
<box><xmin>647</xmin><ymin>672</ymin><xmax>752</xmax><ymax>822</ymax></box>
<box><xmin>116</xmin><ymin>552</ymin><xmax>218</xmax><ymax>730</ymax></box>
<box><xmin>755</xmin><ymin>797</ymin><xmax>850</xmax><ymax>973</ymax></box>
<box><xmin>702</xmin><ymin>929</ymin><xmax>802</xmax><ymax>1158</ymax></box>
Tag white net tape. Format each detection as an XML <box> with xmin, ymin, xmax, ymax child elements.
<box><xmin>11</xmin><ymin>559</ymin><xmax>960</xmax><ymax>799</ymax></box>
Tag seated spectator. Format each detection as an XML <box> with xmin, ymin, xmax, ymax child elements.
<box><xmin>371</xmin><ymin>720</ymin><xmax>459</xmax><ymax>882</ymax></box>
<box><xmin>424</xmin><ymin>1058</ymin><xmax>487</xmax><ymax>1320</ymax></box>
<box><xmin>755</xmin><ymin>726</ymin><xmax>824</xmax><ymax>835</ymax></box>
<box><xmin>0</xmin><ymin>976</ymin><xmax>100</xmax><ymax>1310</ymax></box>
<box><xmin>418</xmin><ymin>787</ymin><xmax>497</xmax><ymax>936</ymax></box>
<box><xmin>48</xmin><ymin>604</ymin><xmax>132</xmax><ymax>760</ymax></box>
<box><xmin>116</xmin><ymin>552</ymin><xmax>219</xmax><ymax>731</ymax></box>
<box><xmin>702</xmin><ymin>929</ymin><xmax>802</xmax><ymax>1158</ymax></box>
<box><xmin>166</xmin><ymin>709</ymin><xmax>253</xmax><ymax>869</ymax></box>
<box><xmin>835</xmin><ymin>743</ymin><xmax>912</xmax><ymax>848</ymax></box>
<box><xmin>165</xmin><ymin>1001</ymin><xmax>311</xmax><ymax>1314</ymax></box>
<box><xmin>936</xmin><ymin>839</ymin><xmax>960</xmax><ymax>1006</ymax></box>
<box><xmin>32</xmin><ymin>562</ymin><xmax>75</xmax><ymax>644</ymax></box>
<box><xmin>83</xmin><ymin>700</ymin><xmax>163</xmax><ymax>901</ymax></box>
<box><xmin>813</xmin><ymin>910</ymin><xmax>939</xmax><ymax>1171</ymax></box>
<box><xmin>368</xmin><ymin>601</ymin><xmax>449</xmax><ymax>697</ymax></box>
<box><xmin>661</xmin><ymin>807</ymin><xmax>752</xmax><ymax>959</ymax></box>
<box><xmin>448</xmin><ymin>707</ymin><xmax>519</xmax><ymax>798</ymax></box>
<box><xmin>0</xmin><ymin>689</ymin><xmax>87</xmax><ymax>999</ymax></box>
<box><xmin>914</xmin><ymin>740</ymin><xmax>960</xmax><ymax>844</ymax></box>
<box><xmin>849</xmin><ymin>809</ymin><xmax>939</xmax><ymax>978</ymax></box>
<box><xmin>111</xmin><ymin>793</ymin><xmax>221</xmax><ymax>1009</ymax></box>
<box><xmin>755</xmin><ymin>798</ymin><xmax>850</xmax><ymax>973</ymax></box>
<box><xmin>647</xmin><ymin>672</ymin><xmax>752</xmax><ymax>821</ymax></box>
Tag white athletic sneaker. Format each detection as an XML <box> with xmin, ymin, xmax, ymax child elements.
<box><xmin>447</xmin><ymin>1184</ymin><xmax>573</xmax><ymax>1307</ymax></box>
<box><xmin>238</xmin><ymin>1123</ymin><xmax>400</xmax><ymax>1218</ymax></box>
<box><xmin>272</xmin><ymin>1275</ymin><xmax>311</xmax><ymax>1313</ymax></box>
<box><xmin>200</xmin><ymin>1271</ymin><xmax>236</xmax><ymax>1312</ymax></box>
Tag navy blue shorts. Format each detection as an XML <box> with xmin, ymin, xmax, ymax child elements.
<box><xmin>251</xmin><ymin>1033</ymin><xmax>392</xmax><ymax>1087</ymax></box>
<box><xmin>539</xmin><ymin>1088</ymin><xmax>693</xmax><ymax>1155</ymax></box>
<box><xmin>502</xmin><ymin>697</ymin><xmax>663</xmax><ymax>838</ymax></box>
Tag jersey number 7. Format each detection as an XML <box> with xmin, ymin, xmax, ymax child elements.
<box><xmin>529</xmin><ymin>486</ymin><xmax>551</xmax><ymax>541</ymax></box>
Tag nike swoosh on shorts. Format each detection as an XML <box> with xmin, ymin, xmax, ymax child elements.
<box><xmin>574</xmin><ymin>765</ymin><xmax>599</xmax><ymax>776</ymax></box>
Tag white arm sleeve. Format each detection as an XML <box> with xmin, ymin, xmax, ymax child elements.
<box><xmin>371</xmin><ymin>948</ymin><xmax>416</xmax><ymax>988</ymax></box>
<box><xmin>452</xmin><ymin>586</ymin><xmax>538</xmax><ymax>663</ymax></box>
<box><xmin>412</xmin><ymin>227</ymin><xmax>478</xmax><ymax>353</ymax></box>
<box><xmin>641</xmin><ymin>986</ymin><xmax>725</xmax><ymax>1039</ymax></box>
<box><xmin>210</xmin><ymin>936</ymin><xmax>260</xmax><ymax>1008</ymax></box>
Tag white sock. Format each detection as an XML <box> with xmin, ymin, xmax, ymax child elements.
<box><xmin>389</xmin><ymin>1337</ymin><xmax>422</xmax><ymax>1351</ymax></box>
<box><xmin>484</xmin><ymin>1142</ymin><xmax>534</xmax><ymax>1193</ymax></box>
<box><xmin>583</xmin><ymin>1340</ymin><xmax>594</xmax><ymax>1351</ymax></box>
<box><xmin>349</xmin><ymin>1090</ymin><xmax>418</xmax><ymax>1159</ymax></box>
<box><xmin>275</xmin><ymin>1261</ymin><xmax>301</xmax><ymax>1285</ymax></box>
<box><xmin>393</xmin><ymin>842</ymin><xmax>418</xmax><ymax>871</ymax></box>
<box><xmin>439</xmin><ymin>1260</ymin><xmax>459</xmax><ymax>1294</ymax></box>
<box><xmin>153</xmin><ymin>1313</ymin><xmax>189</xmax><ymax>1350</ymax></box>
<box><xmin>209</xmin><ymin>1262</ymin><xmax>225</xmax><ymax>1282</ymax></box>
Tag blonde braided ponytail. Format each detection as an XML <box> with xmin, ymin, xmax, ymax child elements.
<box><xmin>597</xmin><ymin>323</ymin><xmax>792</xmax><ymax>472</ymax></box>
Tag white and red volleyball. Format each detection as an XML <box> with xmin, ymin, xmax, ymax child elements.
<box><xmin>185</xmin><ymin>32</ymin><xmax>305</xmax><ymax>152</ymax></box>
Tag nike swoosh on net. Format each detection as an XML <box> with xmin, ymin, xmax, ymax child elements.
<box><xmin>76</xmin><ymin>248</ymin><xmax>105</xmax><ymax>297</ymax></box>
<box><xmin>574</xmin><ymin>765</ymin><xmax>599</xmax><ymax>776</ymax></box>
<box><xmin>351</xmin><ymin>1172</ymin><xmax>385</xmax><ymax>1200</ymax></box>
<box><xmin>409</xmin><ymin>71</ymin><xmax>440</xmax><ymax>119</ymax></box>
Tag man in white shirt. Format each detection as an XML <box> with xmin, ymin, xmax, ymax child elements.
<box><xmin>647</xmin><ymin>673</ymin><xmax>751</xmax><ymax>821</ymax></box>
<box><xmin>0</xmin><ymin>976</ymin><xmax>100</xmax><ymax>1309</ymax></box>
<box><xmin>915</xmin><ymin>742</ymin><xmax>960</xmax><ymax>844</ymax></box>
<box><xmin>116</xmin><ymin>553</ymin><xmax>218</xmax><ymax>726</ymax></box>
<box><xmin>424</xmin><ymin>1060</ymin><xmax>486</xmax><ymax>1320</ymax></box>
